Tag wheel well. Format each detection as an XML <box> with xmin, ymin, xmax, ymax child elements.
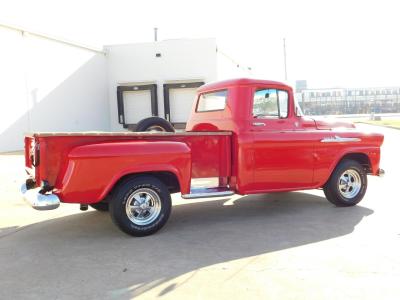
<box><xmin>339</xmin><ymin>153</ymin><xmax>372</xmax><ymax>173</ymax></box>
<box><xmin>152</xmin><ymin>172</ymin><xmax>180</xmax><ymax>193</ymax></box>
<box><xmin>110</xmin><ymin>171</ymin><xmax>180</xmax><ymax>196</ymax></box>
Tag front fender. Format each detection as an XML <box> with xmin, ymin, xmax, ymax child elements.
<box><xmin>54</xmin><ymin>141</ymin><xmax>191</xmax><ymax>203</ymax></box>
<box><xmin>315</xmin><ymin>146</ymin><xmax>380</xmax><ymax>187</ymax></box>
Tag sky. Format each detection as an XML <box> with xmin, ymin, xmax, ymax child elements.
<box><xmin>1</xmin><ymin>0</ymin><xmax>399</xmax><ymax>89</ymax></box>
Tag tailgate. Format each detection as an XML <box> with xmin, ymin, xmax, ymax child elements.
<box><xmin>24</xmin><ymin>135</ymin><xmax>39</xmax><ymax>185</ymax></box>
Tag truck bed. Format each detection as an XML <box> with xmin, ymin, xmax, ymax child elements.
<box><xmin>25</xmin><ymin>131</ymin><xmax>233</xmax><ymax>200</ymax></box>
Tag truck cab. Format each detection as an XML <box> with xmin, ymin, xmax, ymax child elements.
<box><xmin>187</xmin><ymin>78</ymin><xmax>383</xmax><ymax>194</ymax></box>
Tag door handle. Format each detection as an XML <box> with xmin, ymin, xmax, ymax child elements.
<box><xmin>252</xmin><ymin>122</ymin><xmax>265</xmax><ymax>127</ymax></box>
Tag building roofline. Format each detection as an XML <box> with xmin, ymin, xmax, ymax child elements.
<box><xmin>300</xmin><ymin>86</ymin><xmax>400</xmax><ymax>92</ymax></box>
<box><xmin>198</xmin><ymin>78</ymin><xmax>290</xmax><ymax>92</ymax></box>
<box><xmin>0</xmin><ymin>22</ymin><xmax>106</xmax><ymax>54</ymax></box>
<box><xmin>103</xmin><ymin>37</ymin><xmax>217</xmax><ymax>48</ymax></box>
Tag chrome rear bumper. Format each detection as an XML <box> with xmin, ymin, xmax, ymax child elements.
<box><xmin>377</xmin><ymin>168</ymin><xmax>385</xmax><ymax>177</ymax></box>
<box><xmin>21</xmin><ymin>183</ymin><xmax>60</xmax><ymax>210</ymax></box>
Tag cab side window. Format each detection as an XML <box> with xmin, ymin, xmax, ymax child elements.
<box><xmin>253</xmin><ymin>89</ymin><xmax>289</xmax><ymax>118</ymax></box>
<box><xmin>278</xmin><ymin>90</ymin><xmax>288</xmax><ymax>118</ymax></box>
<box><xmin>197</xmin><ymin>90</ymin><xmax>227</xmax><ymax>112</ymax></box>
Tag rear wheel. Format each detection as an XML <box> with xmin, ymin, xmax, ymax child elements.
<box><xmin>89</xmin><ymin>202</ymin><xmax>109</xmax><ymax>212</ymax></box>
<box><xmin>323</xmin><ymin>159</ymin><xmax>367</xmax><ymax>206</ymax></box>
<box><xmin>109</xmin><ymin>176</ymin><xmax>172</xmax><ymax>236</ymax></box>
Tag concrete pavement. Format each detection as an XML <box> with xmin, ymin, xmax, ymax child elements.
<box><xmin>0</xmin><ymin>125</ymin><xmax>399</xmax><ymax>299</ymax></box>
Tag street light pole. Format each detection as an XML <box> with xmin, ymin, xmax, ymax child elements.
<box><xmin>283</xmin><ymin>38</ymin><xmax>288</xmax><ymax>81</ymax></box>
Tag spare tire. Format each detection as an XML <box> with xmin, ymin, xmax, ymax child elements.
<box><xmin>135</xmin><ymin>117</ymin><xmax>175</xmax><ymax>132</ymax></box>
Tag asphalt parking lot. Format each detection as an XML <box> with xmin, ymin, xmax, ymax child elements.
<box><xmin>0</xmin><ymin>124</ymin><xmax>399</xmax><ymax>300</ymax></box>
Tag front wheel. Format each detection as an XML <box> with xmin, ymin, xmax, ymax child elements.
<box><xmin>323</xmin><ymin>159</ymin><xmax>367</xmax><ymax>207</ymax></box>
<box><xmin>109</xmin><ymin>176</ymin><xmax>172</xmax><ymax>236</ymax></box>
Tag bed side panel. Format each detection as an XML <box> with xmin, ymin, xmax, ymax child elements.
<box><xmin>55</xmin><ymin>141</ymin><xmax>191</xmax><ymax>203</ymax></box>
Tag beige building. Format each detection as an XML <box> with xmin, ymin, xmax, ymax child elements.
<box><xmin>296</xmin><ymin>86</ymin><xmax>400</xmax><ymax>115</ymax></box>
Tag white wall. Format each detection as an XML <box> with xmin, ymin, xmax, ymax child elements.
<box><xmin>0</xmin><ymin>27</ymin><xmax>29</xmax><ymax>152</ymax></box>
<box><xmin>0</xmin><ymin>26</ymin><xmax>109</xmax><ymax>152</ymax></box>
<box><xmin>0</xmin><ymin>31</ymin><xmax>250</xmax><ymax>152</ymax></box>
<box><xmin>217</xmin><ymin>50</ymin><xmax>252</xmax><ymax>80</ymax></box>
<box><xmin>105</xmin><ymin>38</ymin><xmax>218</xmax><ymax>131</ymax></box>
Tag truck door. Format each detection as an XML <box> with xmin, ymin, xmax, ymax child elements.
<box><xmin>250</xmin><ymin>87</ymin><xmax>314</xmax><ymax>191</ymax></box>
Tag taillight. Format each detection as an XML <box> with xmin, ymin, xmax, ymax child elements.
<box><xmin>30</xmin><ymin>140</ymin><xmax>40</xmax><ymax>167</ymax></box>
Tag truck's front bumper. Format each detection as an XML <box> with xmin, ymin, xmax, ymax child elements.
<box><xmin>21</xmin><ymin>183</ymin><xmax>60</xmax><ymax>210</ymax></box>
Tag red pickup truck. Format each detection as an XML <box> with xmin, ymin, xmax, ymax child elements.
<box><xmin>21</xmin><ymin>78</ymin><xmax>384</xmax><ymax>236</ymax></box>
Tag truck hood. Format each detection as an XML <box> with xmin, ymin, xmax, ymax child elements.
<box><xmin>310</xmin><ymin>117</ymin><xmax>356</xmax><ymax>130</ymax></box>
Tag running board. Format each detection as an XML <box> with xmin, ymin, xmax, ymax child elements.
<box><xmin>181</xmin><ymin>187</ymin><xmax>234</xmax><ymax>199</ymax></box>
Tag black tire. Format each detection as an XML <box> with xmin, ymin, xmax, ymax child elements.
<box><xmin>135</xmin><ymin>117</ymin><xmax>175</xmax><ymax>132</ymax></box>
<box><xmin>323</xmin><ymin>159</ymin><xmax>367</xmax><ymax>207</ymax></box>
<box><xmin>89</xmin><ymin>202</ymin><xmax>109</xmax><ymax>212</ymax></box>
<box><xmin>109</xmin><ymin>176</ymin><xmax>172</xmax><ymax>236</ymax></box>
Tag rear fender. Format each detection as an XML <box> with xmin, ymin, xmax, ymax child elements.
<box><xmin>55</xmin><ymin>141</ymin><xmax>191</xmax><ymax>203</ymax></box>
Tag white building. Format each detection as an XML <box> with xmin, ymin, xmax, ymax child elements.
<box><xmin>0</xmin><ymin>23</ymin><xmax>249</xmax><ymax>152</ymax></box>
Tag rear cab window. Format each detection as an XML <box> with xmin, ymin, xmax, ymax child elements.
<box><xmin>196</xmin><ymin>90</ymin><xmax>227</xmax><ymax>112</ymax></box>
<box><xmin>253</xmin><ymin>88</ymin><xmax>289</xmax><ymax>118</ymax></box>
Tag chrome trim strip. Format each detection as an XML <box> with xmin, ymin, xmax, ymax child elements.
<box><xmin>181</xmin><ymin>190</ymin><xmax>234</xmax><ymax>199</ymax></box>
<box><xmin>321</xmin><ymin>135</ymin><xmax>361</xmax><ymax>143</ymax></box>
<box><xmin>25</xmin><ymin>131</ymin><xmax>232</xmax><ymax>137</ymax></box>
<box><xmin>21</xmin><ymin>184</ymin><xmax>60</xmax><ymax>210</ymax></box>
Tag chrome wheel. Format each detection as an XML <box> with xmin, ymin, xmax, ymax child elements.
<box><xmin>338</xmin><ymin>169</ymin><xmax>362</xmax><ymax>199</ymax></box>
<box><xmin>125</xmin><ymin>188</ymin><xmax>162</xmax><ymax>225</ymax></box>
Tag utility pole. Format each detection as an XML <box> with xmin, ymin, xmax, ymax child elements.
<box><xmin>154</xmin><ymin>27</ymin><xmax>158</xmax><ymax>42</ymax></box>
<box><xmin>283</xmin><ymin>38</ymin><xmax>288</xmax><ymax>81</ymax></box>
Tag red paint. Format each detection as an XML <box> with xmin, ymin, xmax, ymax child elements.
<box><xmin>24</xmin><ymin>78</ymin><xmax>384</xmax><ymax>204</ymax></box>
<box><xmin>60</xmin><ymin>141</ymin><xmax>191</xmax><ymax>203</ymax></box>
